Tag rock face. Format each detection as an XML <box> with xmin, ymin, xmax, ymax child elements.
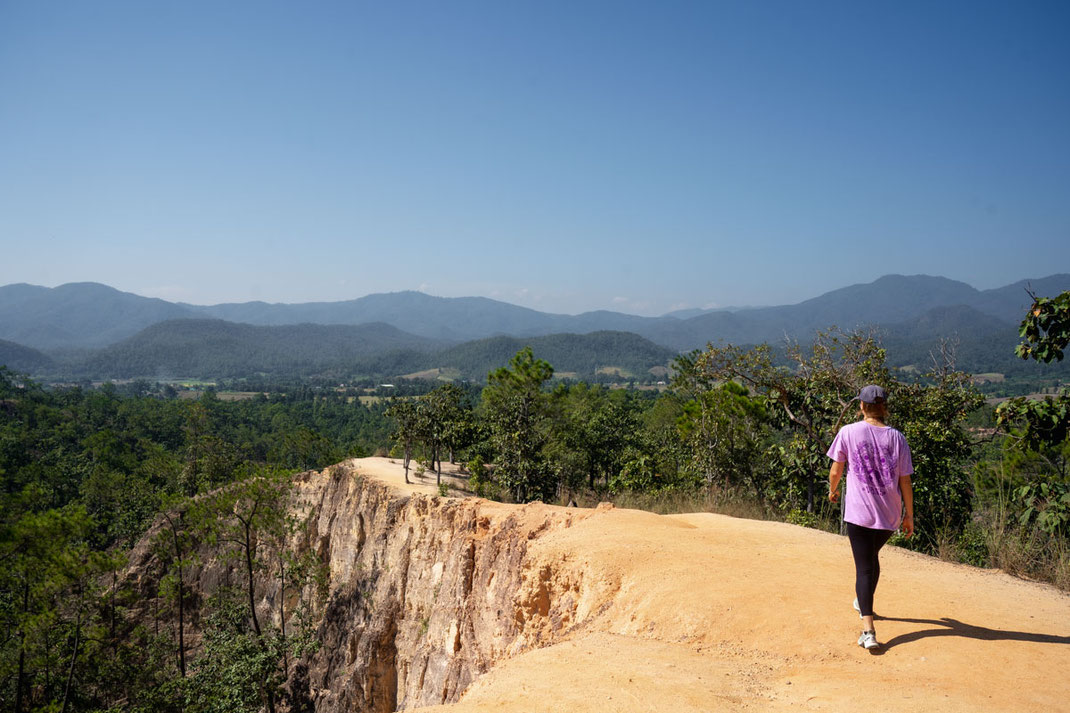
<box><xmin>125</xmin><ymin>461</ymin><xmax>592</xmax><ymax>712</ymax></box>
<box><xmin>124</xmin><ymin>458</ymin><xmax>1070</xmax><ymax>713</ymax></box>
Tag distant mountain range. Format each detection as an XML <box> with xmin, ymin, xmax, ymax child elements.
<box><xmin>1</xmin><ymin>274</ymin><xmax>1067</xmax><ymax>381</ymax></box>
<box><xmin>3</xmin><ymin>274</ymin><xmax>1068</xmax><ymax>351</ymax></box>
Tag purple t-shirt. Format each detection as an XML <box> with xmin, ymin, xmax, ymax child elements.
<box><xmin>827</xmin><ymin>421</ymin><xmax>914</xmax><ymax>531</ymax></box>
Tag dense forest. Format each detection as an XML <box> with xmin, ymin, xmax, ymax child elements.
<box><xmin>1</xmin><ymin>293</ymin><xmax>1068</xmax><ymax>711</ymax></box>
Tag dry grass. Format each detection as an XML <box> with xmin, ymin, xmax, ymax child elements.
<box><xmin>565</xmin><ymin>487</ymin><xmax>778</xmax><ymax>521</ymax></box>
<box><xmin>595</xmin><ymin>366</ymin><xmax>632</xmax><ymax>377</ymax></box>
<box><xmin>400</xmin><ymin>367</ymin><xmax>462</xmax><ymax>381</ymax></box>
<box><xmin>981</xmin><ymin>517</ymin><xmax>1070</xmax><ymax>590</ymax></box>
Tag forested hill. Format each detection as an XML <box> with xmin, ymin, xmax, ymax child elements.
<box><xmin>425</xmin><ymin>331</ymin><xmax>675</xmax><ymax>381</ymax></box>
<box><xmin>71</xmin><ymin>319</ymin><xmax>440</xmax><ymax>379</ymax></box>
<box><xmin>46</xmin><ymin>321</ymin><xmax>675</xmax><ymax>382</ymax></box>
<box><xmin>4</xmin><ymin>274</ymin><xmax>1068</xmax><ymax>351</ymax></box>
<box><xmin>0</xmin><ymin>282</ymin><xmax>195</xmax><ymax>349</ymax></box>
<box><xmin>0</xmin><ymin>339</ymin><xmax>54</xmax><ymax>372</ymax></box>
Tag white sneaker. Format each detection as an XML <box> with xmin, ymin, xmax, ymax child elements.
<box><xmin>858</xmin><ymin>630</ymin><xmax>880</xmax><ymax>651</ymax></box>
<box><xmin>853</xmin><ymin>598</ymin><xmax>862</xmax><ymax>619</ymax></box>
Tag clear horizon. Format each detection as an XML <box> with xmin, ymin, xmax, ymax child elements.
<box><xmin>2</xmin><ymin>1</ymin><xmax>1068</xmax><ymax>317</ymax></box>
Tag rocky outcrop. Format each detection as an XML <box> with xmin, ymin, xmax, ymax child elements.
<box><xmin>121</xmin><ymin>458</ymin><xmax>1070</xmax><ymax>713</ymax></box>
<box><xmin>124</xmin><ymin>461</ymin><xmax>596</xmax><ymax>712</ymax></box>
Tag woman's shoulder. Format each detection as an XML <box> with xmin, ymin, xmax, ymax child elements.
<box><xmin>885</xmin><ymin>425</ymin><xmax>910</xmax><ymax>444</ymax></box>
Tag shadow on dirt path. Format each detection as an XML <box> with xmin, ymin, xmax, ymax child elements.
<box><xmin>880</xmin><ymin>616</ymin><xmax>1070</xmax><ymax>650</ymax></box>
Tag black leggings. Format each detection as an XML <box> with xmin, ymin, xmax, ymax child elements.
<box><xmin>846</xmin><ymin>522</ymin><xmax>893</xmax><ymax>618</ymax></box>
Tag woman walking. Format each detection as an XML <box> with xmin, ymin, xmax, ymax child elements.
<box><xmin>827</xmin><ymin>385</ymin><xmax>914</xmax><ymax>651</ymax></box>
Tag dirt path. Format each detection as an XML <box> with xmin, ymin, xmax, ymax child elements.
<box><xmin>349</xmin><ymin>456</ymin><xmax>472</xmax><ymax>497</ymax></box>
<box><xmin>356</xmin><ymin>459</ymin><xmax>1070</xmax><ymax>712</ymax></box>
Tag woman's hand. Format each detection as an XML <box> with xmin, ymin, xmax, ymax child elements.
<box><xmin>901</xmin><ymin>514</ymin><xmax>914</xmax><ymax>538</ymax></box>
<box><xmin>828</xmin><ymin>461</ymin><xmax>844</xmax><ymax>504</ymax></box>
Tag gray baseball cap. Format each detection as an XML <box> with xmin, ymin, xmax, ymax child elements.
<box><xmin>858</xmin><ymin>385</ymin><xmax>887</xmax><ymax>403</ymax></box>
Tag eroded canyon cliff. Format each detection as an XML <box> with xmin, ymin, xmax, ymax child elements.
<box><xmin>124</xmin><ymin>458</ymin><xmax>1070</xmax><ymax>713</ymax></box>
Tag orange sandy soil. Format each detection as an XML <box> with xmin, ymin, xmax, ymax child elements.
<box><xmin>351</xmin><ymin>458</ymin><xmax>1070</xmax><ymax>713</ymax></box>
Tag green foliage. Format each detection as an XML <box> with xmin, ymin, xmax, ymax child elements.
<box><xmin>545</xmin><ymin>383</ymin><xmax>641</xmax><ymax>492</ymax></box>
<box><xmin>995</xmin><ymin>291</ymin><xmax>1070</xmax><ymax>531</ymax></box>
<box><xmin>386</xmin><ymin>400</ymin><xmax>420</xmax><ymax>483</ymax></box>
<box><xmin>784</xmin><ymin>507</ymin><xmax>827</xmax><ymax>530</ymax></box>
<box><xmin>1014</xmin><ymin>481</ymin><xmax>1070</xmax><ymax>537</ymax></box>
<box><xmin>697</xmin><ymin>330</ymin><xmax>891</xmax><ymax>513</ymax></box>
<box><xmin>675</xmin><ymin>381</ymin><xmax>772</xmax><ymax>495</ymax></box>
<box><xmin>996</xmin><ymin>392</ymin><xmax>1070</xmax><ymax>458</ymax></box>
<box><xmin>481</xmin><ymin>347</ymin><xmax>555</xmax><ymax>502</ymax></box>
<box><xmin>467</xmin><ymin>455</ymin><xmax>498</xmax><ymax>498</ymax></box>
<box><xmin>1016</xmin><ymin>290</ymin><xmax>1070</xmax><ymax>363</ymax></box>
<box><xmin>182</xmin><ymin>590</ymin><xmax>285</xmax><ymax>713</ymax></box>
<box><xmin>892</xmin><ymin>366</ymin><xmax>985</xmax><ymax>550</ymax></box>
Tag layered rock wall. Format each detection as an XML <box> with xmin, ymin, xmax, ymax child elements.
<box><xmin>125</xmin><ymin>461</ymin><xmax>593</xmax><ymax>712</ymax></box>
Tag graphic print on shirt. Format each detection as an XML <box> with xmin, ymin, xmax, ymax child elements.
<box><xmin>853</xmin><ymin>437</ymin><xmax>898</xmax><ymax>496</ymax></box>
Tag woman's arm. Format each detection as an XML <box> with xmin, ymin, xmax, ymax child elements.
<box><xmin>899</xmin><ymin>475</ymin><xmax>914</xmax><ymax>538</ymax></box>
<box><xmin>828</xmin><ymin>461</ymin><xmax>845</xmax><ymax>503</ymax></box>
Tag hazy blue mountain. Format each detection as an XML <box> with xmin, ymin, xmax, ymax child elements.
<box><xmin>71</xmin><ymin>319</ymin><xmax>441</xmax><ymax>379</ymax></box>
<box><xmin>186</xmin><ymin>291</ymin><xmax>581</xmax><ymax>341</ymax></box>
<box><xmin>0</xmin><ymin>282</ymin><xmax>196</xmax><ymax>349</ymax></box>
<box><xmin>0</xmin><ymin>339</ymin><xmax>55</xmax><ymax>372</ymax></box>
<box><xmin>970</xmin><ymin>274</ymin><xmax>1070</xmax><ymax>324</ymax></box>
<box><xmin>3</xmin><ymin>274</ymin><xmax>1068</xmax><ymax>352</ymax></box>
<box><xmin>648</xmin><ymin>274</ymin><xmax>1069</xmax><ymax>351</ymax></box>
<box><xmin>661</xmin><ymin>305</ymin><xmax>753</xmax><ymax>319</ymax></box>
<box><xmin>647</xmin><ymin>275</ymin><xmax>985</xmax><ymax>350</ymax></box>
<box><xmin>877</xmin><ymin>304</ymin><xmax>1070</xmax><ymax>378</ymax></box>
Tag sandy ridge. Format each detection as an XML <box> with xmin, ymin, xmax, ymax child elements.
<box><xmin>350</xmin><ymin>458</ymin><xmax>1070</xmax><ymax>712</ymax></box>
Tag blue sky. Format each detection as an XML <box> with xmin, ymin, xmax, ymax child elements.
<box><xmin>1</xmin><ymin>1</ymin><xmax>1067</xmax><ymax>316</ymax></box>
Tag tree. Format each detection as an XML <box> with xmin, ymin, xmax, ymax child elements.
<box><xmin>697</xmin><ymin>330</ymin><xmax>889</xmax><ymax>512</ymax></box>
<box><xmin>152</xmin><ymin>495</ymin><xmax>199</xmax><ymax>679</ymax></box>
<box><xmin>182</xmin><ymin>590</ymin><xmax>286</xmax><ymax>713</ymax></box>
<box><xmin>995</xmin><ymin>291</ymin><xmax>1070</xmax><ymax>538</ymax></box>
<box><xmin>430</xmin><ymin>383</ymin><xmax>475</xmax><ymax>467</ymax></box>
<box><xmin>675</xmin><ymin>381</ymin><xmax>772</xmax><ymax>495</ymax></box>
<box><xmin>196</xmin><ymin>466</ymin><xmax>294</xmax><ymax>713</ymax></box>
<box><xmin>997</xmin><ymin>290</ymin><xmax>1070</xmax><ymax>459</ymax></box>
<box><xmin>892</xmin><ymin>355</ymin><xmax>984</xmax><ymax>549</ymax></box>
<box><xmin>0</xmin><ymin>502</ymin><xmax>100</xmax><ymax>713</ymax></box>
<box><xmin>546</xmin><ymin>384</ymin><xmax>640</xmax><ymax>492</ymax></box>
<box><xmin>481</xmin><ymin>348</ymin><xmax>555</xmax><ymax>502</ymax></box>
<box><xmin>386</xmin><ymin>400</ymin><xmax>420</xmax><ymax>484</ymax></box>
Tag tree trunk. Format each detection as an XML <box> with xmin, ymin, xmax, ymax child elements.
<box><xmin>280</xmin><ymin>557</ymin><xmax>288</xmax><ymax>677</ymax></box>
<box><xmin>171</xmin><ymin>521</ymin><xmax>187</xmax><ymax>677</ymax></box>
<box><xmin>60</xmin><ymin>597</ymin><xmax>83</xmax><ymax>713</ymax></box>
<box><xmin>435</xmin><ymin>445</ymin><xmax>442</xmax><ymax>486</ymax></box>
<box><xmin>15</xmin><ymin>580</ymin><xmax>28</xmax><ymax>713</ymax></box>
<box><xmin>110</xmin><ymin>570</ymin><xmax>117</xmax><ymax>651</ymax></box>
<box><xmin>244</xmin><ymin>523</ymin><xmax>262</xmax><ymax>638</ymax></box>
